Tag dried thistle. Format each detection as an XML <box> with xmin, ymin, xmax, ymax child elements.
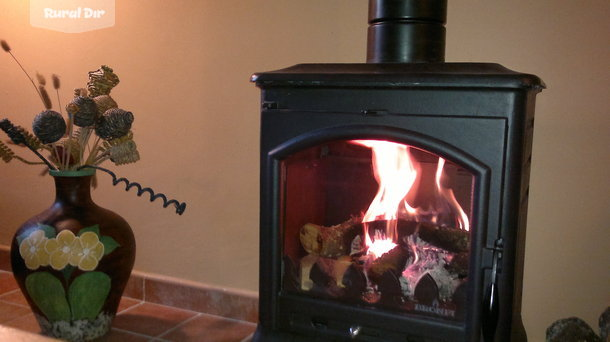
<box><xmin>0</xmin><ymin>140</ymin><xmax>15</xmax><ymax>162</ymax></box>
<box><xmin>32</xmin><ymin>110</ymin><xmax>66</xmax><ymax>144</ymax></box>
<box><xmin>66</xmin><ymin>96</ymin><xmax>98</xmax><ymax>127</ymax></box>
<box><xmin>95</xmin><ymin>108</ymin><xmax>133</xmax><ymax>140</ymax></box>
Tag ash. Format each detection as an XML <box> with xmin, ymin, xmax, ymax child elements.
<box><xmin>400</xmin><ymin>235</ymin><xmax>460</xmax><ymax>301</ymax></box>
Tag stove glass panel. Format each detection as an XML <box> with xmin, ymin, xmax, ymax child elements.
<box><xmin>280</xmin><ymin>139</ymin><xmax>474</xmax><ymax>322</ymax></box>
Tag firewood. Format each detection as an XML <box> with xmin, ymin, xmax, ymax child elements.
<box><xmin>300</xmin><ymin>255</ymin><xmax>353</xmax><ymax>292</ymax></box>
<box><xmin>299</xmin><ymin>254</ymin><xmax>319</xmax><ymax>291</ymax></box>
<box><xmin>445</xmin><ymin>252</ymin><xmax>469</xmax><ymax>278</ymax></box>
<box><xmin>369</xmin><ymin>245</ymin><xmax>411</xmax><ymax>283</ymax></box>
<box><xmin>299</xmin><ymin>217</ymin><xmax>361</xmax><ymax>258</ymax></box>
<box><xmin>418</xmin><ymin>222</ymin><xmax>469</xmax><ymax>253</ymax></box>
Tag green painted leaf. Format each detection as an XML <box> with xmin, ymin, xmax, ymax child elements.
<box><xmin>100</xmin><ymin>236</ymin><xmax>120</xmax><ymax>256</ymax></box>
<box><xmin>25</xmin><ymin>272</ymin><xmax>71</xmax><ymax>322</ymax></box>
<box><xmin>68</xmin><ymin>272</ymin><xmax>111</xmax><ymax>320</ymax></box>
<box><xmin>78</xmin><ymin>224</ymin><xmax>100</xmax><ymax>237</ymax></box>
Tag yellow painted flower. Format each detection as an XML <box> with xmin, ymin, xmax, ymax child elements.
<box><xmin>45</xmin><ymin>230</ymin><xmax>78</xmax><ymax>270</ymax></box>
<box><xmin>18</xmin><ymin>230</ymin><xmax>50</xmax><ymax>270</ymax></box>
<box><xmin>71</xmin><ymin>231</ymin><xmax>105</xmax><ymax>271</ymax></box>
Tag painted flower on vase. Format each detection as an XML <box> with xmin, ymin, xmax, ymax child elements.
<box><xmin>17</xmin><ymin>224</ymin><xmax>117</xmax><ymax>272</ymax></box>
<box><xmin>70</xmin><ymin>231</ymin><xmax>104</xmax><ymax>271</ymax></box>
<box><xmin>18</xmin><ymin>230</ymin><xmax>50</xmax><ymax>270</ymax></box>
<box><xmin>45</xmin><ymin>230</ymin><xmax>78</xmax><ymax>270</ymax></box>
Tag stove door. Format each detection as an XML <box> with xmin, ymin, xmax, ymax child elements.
<box><xmin>260</xmin><ymin>113</ymin><xmax>504</xmax><ymax>341</ymax></box>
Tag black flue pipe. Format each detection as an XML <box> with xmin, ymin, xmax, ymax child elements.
<box><xmin>367</xmin><ymin>0</ymin><xmax>447</xmax><ymax>63</ymax></box>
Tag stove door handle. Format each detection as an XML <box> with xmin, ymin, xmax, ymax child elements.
<box><xmin>482</xmin><ymin>281</ymin><xmax>499</xmax><ymax>341</ymax></box>
<box><xmin>482</xmin><ymin>238</ymin><xmax>503</xmax><ymax>342</ymax></box>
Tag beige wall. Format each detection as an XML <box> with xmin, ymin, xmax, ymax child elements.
<box><xmin>0</xmin><ymin>1</ymin><xmax>607</xmax><ymax>340</ymax></box>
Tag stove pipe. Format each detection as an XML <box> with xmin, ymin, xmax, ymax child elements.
<box><xmin>367</xmin><ymin>0</ymin><xmax>447</xmax><ymax>63</ymax></box>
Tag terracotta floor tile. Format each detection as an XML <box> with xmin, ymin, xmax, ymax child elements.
<box><xmin>2</xmin><ymin>313</ymin><xmax>41</xmax><ymax>334</ymax></box>
<box><xmin>0</xmin><ymin>288</ymin><xmax>30</xmax><ymax>307</ymax></box>
<box><xmin>117</xmin><ymin>296</ymin><xmax>142</xmax><ymax>314</ymax></box>
<box><xmin>0</xmin><ymin>271</ymin><xmax>19</xmax><ymax>294</ymax></box>
<box><xmin>92</xmin><ymin>328</ymin><xmax>152</xmax><ymax>342</ymax></box>
<box><xmin>159</xmin><ymin>313</ymin><xmax>256</xmax><ymax>342</ymax></box>
<box><xmin>113</xmin><ymin>302</ymin><xmax>197</xmax><ymax>337</ymax></box>
<box><xmin>0</xmin><ymin>301</ymin><xmax>31</xmax><ymax>324</ymax></box>
<box><xmin>240</xmin><ymin>334</ymin><xmax>254</xmax><ymax>342</ymax></box>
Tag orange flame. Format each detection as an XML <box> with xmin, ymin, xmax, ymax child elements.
<box><xmin>351</xmin><ymin>140</ymin><xmax>470</xmax><ymax>259</ymax></box>
<box><xmin>435</xmin><ymin>158</ymin><xmax>470</xmax><ymax>231</ymax></box>
<box><xmin>352</xmin><ymin>140</ymin><xmax>418</xmax><ymax>256</ymax></box>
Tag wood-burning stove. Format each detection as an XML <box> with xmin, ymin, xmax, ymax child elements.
<box><xmin>251</xmin><ymin>1</ymin><xmax>544</xmax><ymax>341</ymax></box>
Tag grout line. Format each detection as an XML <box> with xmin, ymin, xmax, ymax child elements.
<box><xmin>116</xmin><ymin>301</ymin><xmax>146</xmax><ymax>315</ymax></box>
<box><xmin>1</xmin><ymin>311</ymin><xmax>34</xmax><ymax>326</ymax></box>
<box><xmin>108</xmin><ymin>327</ymin><xmax>155</xmax><ymax>340</ymax></box>
<box><xmin>197</xmin><ymin>311</ymin><xmax>258</xmax><ymax>326</ymax></box>
<box><xmin>155</xmin><ymin>312</ymin><xmax>202</xmax><ymax>339</ymax></box>
<box><xmin>0</xmin><ymin>289</ymin><xmax>31</xmax><ymax>309</ymax></box>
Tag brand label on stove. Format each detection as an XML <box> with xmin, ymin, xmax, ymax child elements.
<box><xmin>414</xmin><ymin>301</ymin><xmax>456</xmax><ymax>318</ymax></box>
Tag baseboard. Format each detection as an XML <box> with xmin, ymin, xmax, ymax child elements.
<box><xmin>0</xmin><ymin>244</ymin><xmax>258</xmax><ymax>323</ymax></box>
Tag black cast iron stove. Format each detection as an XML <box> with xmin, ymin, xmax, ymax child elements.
<box><xmin>251</xmin><ymin>1</ymin><xmax>544</xmax><ymax>341</ymax></box>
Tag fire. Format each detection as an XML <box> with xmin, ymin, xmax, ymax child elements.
<box><xmin>352</xmin><ymin>140</ymin><xmax>418</xmax><ymax>255</ymax></box>
<box><xmin>351</xmin><ymin>139</ymin><xmax>470</xmax><ymax>259</ymax></box>
<box><xmin>367</xmin><ymin>230</ymin><xmax>397</xmax><ymax>258</ymax></box>
<box><xmin>435</xmin><ymin>158</ymin><xmax>470</xmax><ymax>231</ymax></box>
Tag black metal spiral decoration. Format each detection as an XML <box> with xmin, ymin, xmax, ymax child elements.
<box><xmin>79</xmin><ymin>165</ymin><xmax>186</xmax><ymax>215</ymax></box>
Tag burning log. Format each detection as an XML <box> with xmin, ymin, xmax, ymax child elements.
<box><xmin>445</xmin><ymin>252</ymin><xmax>469</xmax><ymax>278</ymax></box>
<box><xmin>418</xmin><ymin>222</ymin><xmax>469</xmax><ymax>253</ymax></box>
<box><xmin>299</xmin><ymin>217</ymin><xmax>361</xmax><ymax>258</ymax></box>
<box><xmin>300</xmin><ymin>255</ymin><xmax>353</xmax><ymax>292</ymax></box>
<box><xmin>299</xmin><ymin>254</ymin><xmax>318</xmax><ymax>291</ymax></box>
<box><xmin>369</xmin><ymin>245</ymin><xmax>411</xmax><ymax>283</ymax></box>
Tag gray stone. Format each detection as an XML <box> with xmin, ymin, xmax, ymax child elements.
<box><xmin>546</xmin><ymin>317</ymin><xmax>601</xmax><ymax>342</ymax></box>
<box><xmin>600</xmin><ymin>307</ymin><xmax>610</xmax><ymax>342</ymax></box>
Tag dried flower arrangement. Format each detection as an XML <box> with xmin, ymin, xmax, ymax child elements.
<box><xmin>0</xmin><ymin>40</ymin><xmax>185</xmax><ymax>214</ymax></box>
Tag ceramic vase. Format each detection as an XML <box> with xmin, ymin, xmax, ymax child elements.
<box><xmin>10</xmin><ymin>169</ymin><xmax>136</xmax><ymax>342</ymax></box>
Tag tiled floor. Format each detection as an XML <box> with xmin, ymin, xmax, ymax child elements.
<box><xmin>0</xmin><ymin>271</ymin><xmax>255</xmax><ymax>342</ymax></box>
